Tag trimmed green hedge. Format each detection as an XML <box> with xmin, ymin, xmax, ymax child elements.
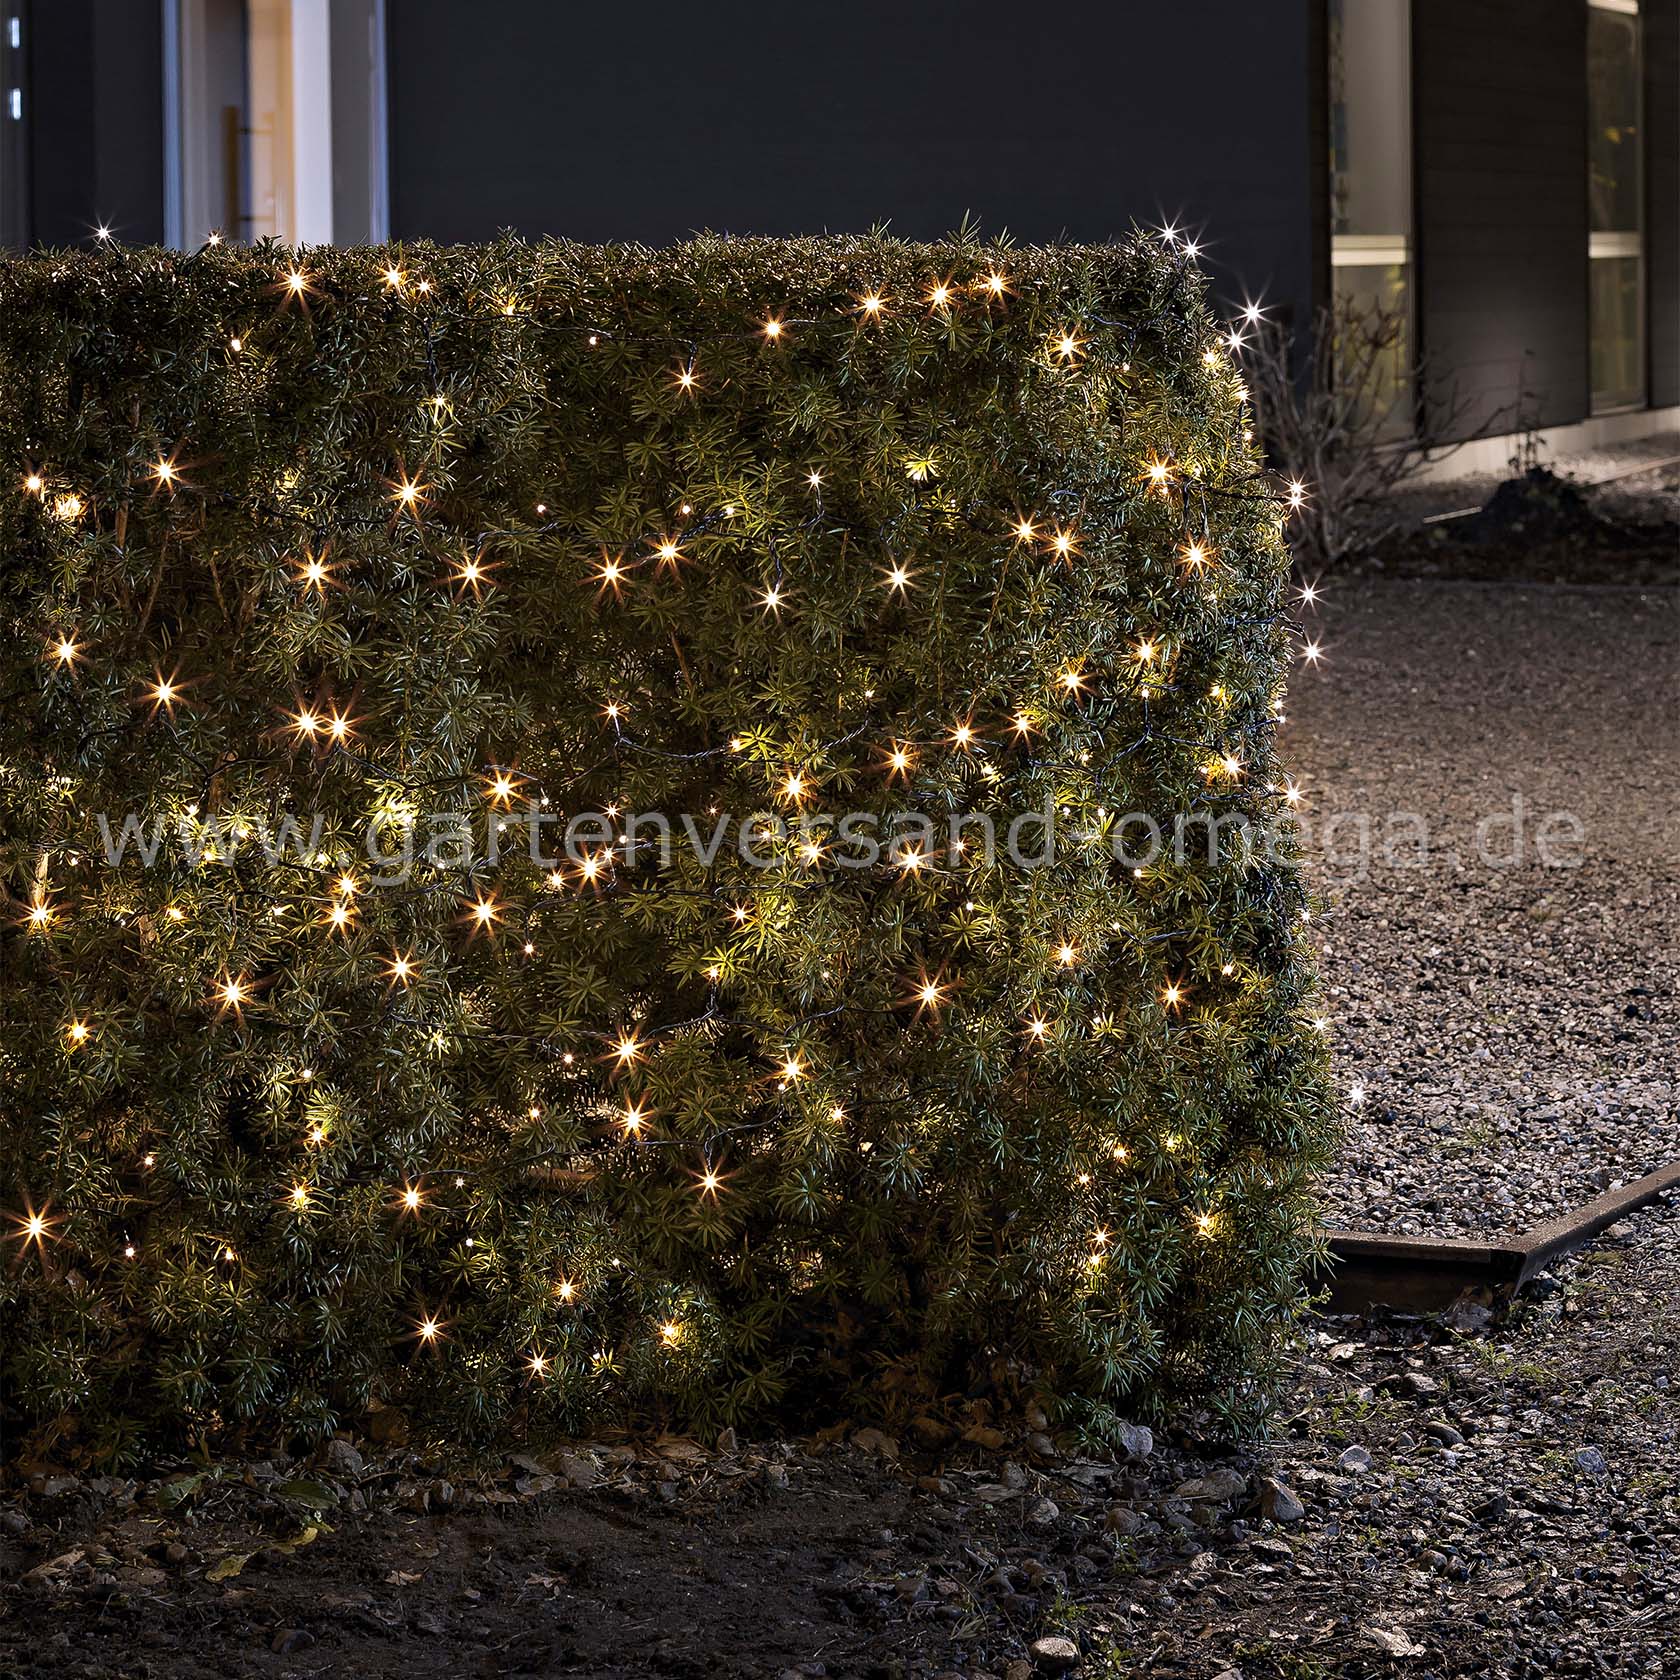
<box><xmin>0</xmin><ymin>232</ymin><xmax>1333</xmax><ymax>1456</ymax></box>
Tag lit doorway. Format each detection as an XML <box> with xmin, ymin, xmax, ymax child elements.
<box><xmin>164</xmin><ymin>0</ymin><xmax>387</xmax><ymax>248</ymax></box>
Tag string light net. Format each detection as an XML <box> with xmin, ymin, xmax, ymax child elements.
<box><xmin>0</xmin><ymin>232</ymin><xmax>1334</xmax><ymax>1451</ymax></box>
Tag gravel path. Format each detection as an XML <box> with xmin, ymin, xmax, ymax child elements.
<box><xmin>1287</xmin><ymin>576</ymin><xmax>1678</xmax><ymax>1236</ymax></box>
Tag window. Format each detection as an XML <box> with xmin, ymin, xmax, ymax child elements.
<box><xmin>0</xmin><ymin>10</ymin><xmax>24</xmax><ymax>250</ymax></box>
<box><xmin>1328</xmin><ymin>0</ymin><xmax>1414</xmax><ymax>434</ymax></box>
<box><xmin>1587</xmin><ymin>0</ymin><xmax>1644</xmax><ymax>412</ymax></box>
<box><xmin>165</xmin><ymin>0</ymin><xmax>387</xmax><ymax>248</ymax></box>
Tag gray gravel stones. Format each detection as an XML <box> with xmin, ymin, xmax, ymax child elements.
<box><xmin>1288</xmin><ymin>578</ymin><xmax>1678</xmax><ymax>1235</ymax></box>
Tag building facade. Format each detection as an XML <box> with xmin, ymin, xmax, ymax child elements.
<box><xmin>4</xmin><ymin>0</ymin><xmax>1674</xmax><ymax>453</ymax></box>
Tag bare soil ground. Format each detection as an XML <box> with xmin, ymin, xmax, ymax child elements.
<box><xmin>2</xmin><ymin>1197</ymin><xmax>1676</xmax><ymax>1679</ymax></box>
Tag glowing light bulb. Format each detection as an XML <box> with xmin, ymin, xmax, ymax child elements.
<box><xmin>417</xmin><ymin>1316</ymin><xmax>441</xmax><ymax>1343</ymax></box>
<box><xmin>52</xmin><ymin>637</ymin><xmax>78</xmax><ymax>666</ymax></box>
<box><xmin>884</xmin><ymin>565</ymin><xmax>911</xmax><ymax>593</ymax></box>
<box><xmin>614</xmin><ymin>1032</ymin><xmax>642</xmax><ymax>1065</ymax></box>
<box><xmin>1302</xmin><ymin>639</ymin><xmax>1324</xmax><ymax>665</ymax></box>
<box><xmin>66</xmin><ymin>1019</ymin><xmax>90</xmax><ymax>1045</ymax></box>
<box><xmin>1013</xmin><ymin>517</ymin><xmax>1038</xmax><ymax>543</ymax></box>
<box><xmin>1052</xmin><ymin>330</ymin><xmax>1085</xmax><ymax>362</ymax></box>
<box><xmin>218</xmin><ymin>976</ymin><xmax>248</xmax><ymax>1010</ymax></box>
<box><xmin>151</xmin><ymin>458</ymin><xmax>178</xmax><ymax>488</ymax></box>
<box><xmin>781</xmin><ymin>1056</ymin><xmax>804</xmax><ymax>1082</ymax></box>
<box><xmin>285</xmin><ymin>269</ymin><xmax>308</xmax><ymax>295</ymax></box>
<box><xmin>402</xmin><ymin>1185</ymin><xmax>423</xmax><ymax>1212</ymax></box>
<box><xmin>470</xmin><ymin>897</ymin><xmax>499</xmax><ymax>928</ymax></box>
<box><xmin>762</xmin><ymin>317</ymin><xmax>783</xmax><ymax>340</ymax></box>
<box><xmin>290</xmin><ymin>1183</ymin><xmax>311</xmax><ymax>1209</ymax></box>
<box><xmin>24</xmin><ymin>473</ymin><xmax>43</xmax><ymax>494</ymax></box>
<box><xmin>1161</xmin><ymin>982</ymin><xmax>1184</xmax><ymax>1009</ymax></box>
<box><xmin>858</xmin><ymin>292</ymin><xmax>885</xmax><ymax>316</ymax></box>
<box><xmin>393</xmin><ymin>477</ymin><xmax>423</xmax><ymax>508</ymax></box>
<box><xmin>621</xmin><ymin>1102</ymin><xmax>646</xmax><ymax>1135</ymax></box>
<box><xmin>1057</xmin><ymin>944</ymin><xmax>1077</xmax><ymax>967</ymax></box>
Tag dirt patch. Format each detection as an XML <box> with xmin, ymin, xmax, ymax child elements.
<box><xmin>4</xmin><ymin>1198</ymin><xmax>1678</xmax><ymax>1679</ymax></box>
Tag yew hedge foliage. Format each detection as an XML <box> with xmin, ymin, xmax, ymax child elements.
<box><xmin>0</xmin><ymin>233</ymin><xmax>1335</xmax><ymax>1457</ymax></box>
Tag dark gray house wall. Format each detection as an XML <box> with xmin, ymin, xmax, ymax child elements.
<box><xmin>1647</xmin><ymin>0</ymin><xmax>1680</xmax><ymax>409</ymax></box>
<box><xmin>29</xmin><ymin>0</ymin><xmax>166</xmax><ymax>247</ymax></box>
<box><xmin>386</xmin><ymin>0</ymin><xmax>1324</xmax><ymax>331</ymax></box>
<box><xmin>1412</xmin><ymin>0</ymin><xmax>1590</xmax><ymax>435</ymax></box>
